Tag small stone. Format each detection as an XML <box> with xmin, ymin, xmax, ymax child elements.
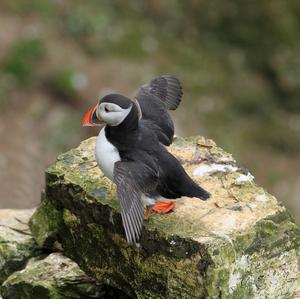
<box><xmin>0</xmin><ymin>209</ymin><xmax>40</xmax><ymax>284</ymax></box>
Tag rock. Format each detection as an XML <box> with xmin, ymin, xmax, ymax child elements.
<box><xmin>291</xmin><ymin>283</ymin><xmax>300</xmax><ymax>299</ymax></box>
<box><xmin>1</xmin><ymin>253</ymin><xmax>129</xmax><ymax>299</ymax></box>
<box><xmin>0</xmin><ymin>209</ymin><xmax>40</xmax><ymax>284</ymax></box>
<box><xmin>29</xmin><ymin>195</ymin><xmax>63</xmax><ymax>250</ymax></box>
<box><xmin>29</xmin><ymin>136</ymin><xmax>300</xmax><ymax>298</ymax></box>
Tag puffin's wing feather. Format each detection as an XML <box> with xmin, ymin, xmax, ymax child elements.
<box><xmin>135</xmin><ymin>75</ymin><xmax>183</xmax><ymax>145</ymax></box>
<box><xmin>113</xmin><ymin>161</ymin><xmax>158</xmax><ymax>244</ymax></box>
<box><xmin>136</xmin><ymin>75</ymin><xmax>183</xmax><ymax>110</ymax></box>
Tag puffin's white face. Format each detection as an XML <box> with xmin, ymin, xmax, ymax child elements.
<box><xmin>97</xmin><ymin>102</ymin><xmax>132</xmax><ymax>126</ymax></box>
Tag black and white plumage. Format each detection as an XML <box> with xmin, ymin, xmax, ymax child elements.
<box><xmin>83</xmin><ymin>75</ymin><xmax>210</xmax><ymax>244</ymax></box>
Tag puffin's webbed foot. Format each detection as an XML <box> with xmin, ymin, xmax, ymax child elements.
<box><xmin>152</xmin><ymin>201</ymin><xmax>176</xmax><ymax>214</ymax></box>
<box><xmin>144</xmin><ymin>202</ymin><xmax>176</xmax><ymax>219</ymax></box>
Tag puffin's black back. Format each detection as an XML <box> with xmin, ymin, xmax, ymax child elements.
<box><xmin>106</xmin><ymin>113</ymin><xmax>210</xmax><ymax>201</ymax></box>
<box><xmin>101</xmin><ymin>90</ymin><xmax>210</xmax><ymax>201</ymax></box>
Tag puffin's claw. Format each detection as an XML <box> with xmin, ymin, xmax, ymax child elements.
<box><xmin>144</xmin><ymin>206</ymin><xmax>152</xmax><ymax>220</ymax></box>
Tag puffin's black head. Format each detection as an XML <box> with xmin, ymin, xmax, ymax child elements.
<box><xmin>83</xmin><ymin>94</ymin><xmax>140</xmax><ymax>128</ymax></box>
<box><xmin>99</xmin><ymin>94</ymin><xmax>132</xmax><ymax>109</ymax></box>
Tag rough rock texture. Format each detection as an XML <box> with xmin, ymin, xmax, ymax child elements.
<box><xmin>0</xmin><ymin>209</ymin><xmax>40</xmax><ymax>283</ymax></box>
<box><xmin>291</xmin><ymin>283</ymin><xmax>300</xmax><ymax>299</ymax></box>
<box><xmin>1</xmin><ymin>252</ymin><xmax>130</xmax><ymax>299</ymax></box>
<box><xmin>29</xmin><ymin>136</ymin><xmax>300</xmax><ymax>299</ymax></box>
<box><xmin>0</xmin><ymin>211</ymin><xmax>129</xmax><ymax>299</ymax></box>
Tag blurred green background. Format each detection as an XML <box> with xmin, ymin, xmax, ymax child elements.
<box><xmin>0</xmin><ymin>0</ymin><xmax>299</xmax><ymax>222</ymax></box>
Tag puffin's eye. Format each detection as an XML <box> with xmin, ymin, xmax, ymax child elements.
<box><xmin>105</xmin><ymin>107</ymin><xmax>110</xmax><ymax>113</ymax></box>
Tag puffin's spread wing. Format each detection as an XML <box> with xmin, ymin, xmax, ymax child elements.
<box><xmin>113</xmin><ymin>160</ymin><xmax>158</xmax><ymax>244</ymax></box>
<box><xmin>135</xmin><ymin>75</ymin><xmax>183</xmax><ymax>146</ymax></box>
<box><xmin>136</xmin><ymin>75</ymin><xmax>183</xmax><ymax>110</ymax></box>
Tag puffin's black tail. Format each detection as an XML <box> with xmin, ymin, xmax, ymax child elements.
<box><xmin>195</xmin><ymin>186</ymin><xmax>210</xmax><ymax>200</ymax></box>
<box><xmin>191</xmin><ymin>185</ymin><xmax>210</xmax><ymax>200</ymax></box>
<box><xmin>181</xmin><ymin>181</ymin><xmax>210</xmax><ymax>201</ymax></box>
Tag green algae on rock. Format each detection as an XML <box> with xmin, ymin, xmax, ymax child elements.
<box><xmin>29</xmin><ymin>198</ymin><xmax>63</xmax><ymax>249</ymax></box>
<box><xmin>1</xmin><ymin>253</ymin><xmax>129</xmax><ymax>299</ymax></box>
<box><xmin>0</xmin><ymin>209</ymin><xmax>40</xmax><ymax>284</ymax></box>
<box><xmin>30</xmin><ymin>136</ymin><xmax>300</xmax><ymax>298</ymax></box>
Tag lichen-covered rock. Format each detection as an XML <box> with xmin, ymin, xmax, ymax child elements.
<box><xmin>1</xmin><ymin>253</ymin><xmax>129</xmax><ymax>299</ymax></box>
<box><xmin>30</xmin><ymin>136</ymin><xmax>300</xmax><ymax>298</ymax></box>
<box><xmin>0</xmin><ymin>209</ymin><xmax>40</xmax><ymax>284</ymax></box>
<box><xmin>291</xmin><ymin>282</ymin><xmax>300</xmax><ymax>299</ymax></box>
<box><xmin>29</xmin><ymin>196</ymin><xmax>63</xmax><ymax>250</ymax></box>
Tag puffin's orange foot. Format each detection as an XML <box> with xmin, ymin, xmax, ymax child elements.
<box><xmin>152</xmin><ymin>201</ymin><xmax>176</xmax><ymax>214</ymax></box>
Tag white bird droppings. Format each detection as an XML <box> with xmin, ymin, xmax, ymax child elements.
<box><xmin>193</xmin><ymin>163</ymin><xmax>238</xmax><ymax>177</ymax></box>
<box><xmin>255</xmin><ymin>194</ymin><xmax>269</xmax><ymax>202</ymax></box>
<box><xmin>224</xmin><ymin>216</ymin><xmax>236</xmax><ymax>229</ymax></box>
<box><xmin>236</xmin><ymin>173</ymin><xmax>254</xmax><ymax>184</ymax></box>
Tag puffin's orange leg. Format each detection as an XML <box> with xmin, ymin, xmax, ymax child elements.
<box><xmin>152</xmin><ymin>201</ymin><xmax>176</xmax><ymax>214</ymax></box>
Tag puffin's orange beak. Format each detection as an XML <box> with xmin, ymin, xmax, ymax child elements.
<box><xmin>82</xmin><ymin>105</ymin><xmax>104</xmax><ymax>127</ymax></box>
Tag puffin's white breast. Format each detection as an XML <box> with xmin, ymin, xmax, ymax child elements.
<box><xmin>95</xmin><ymin>127</ymin><xmax>120</xmax><ymax>181</ymax></box>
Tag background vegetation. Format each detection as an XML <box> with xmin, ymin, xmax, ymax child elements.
<box><xmin>0</xmin><ymin>0</ymin><xmax>299</xmax><ymax>222</ymax></box>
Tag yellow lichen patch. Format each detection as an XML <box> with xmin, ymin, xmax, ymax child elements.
<box><xmin>168</xmin><ymin>141</ymin><xmax>198</xmax><ymax>164</ymax></box>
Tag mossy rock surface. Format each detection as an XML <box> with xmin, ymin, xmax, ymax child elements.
<box><xmin>1</xmin><ymin>253</ymin><xmax>129</xmax><ymax>299</ymax></box>
<box><xmin>30</xmin><ymin>136</ymin><xmax>300</xmax><ymax>298</ymax></box>
<box><xmin>0</xmin><ymin>209</ymin><xmax>40</xmax><ymax>284</ymax></box>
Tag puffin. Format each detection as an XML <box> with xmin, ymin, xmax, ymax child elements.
<box><xmin>82</xmin><ymin>75</ymin><xmax>210</xmax><ymax>244</ymax></box>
